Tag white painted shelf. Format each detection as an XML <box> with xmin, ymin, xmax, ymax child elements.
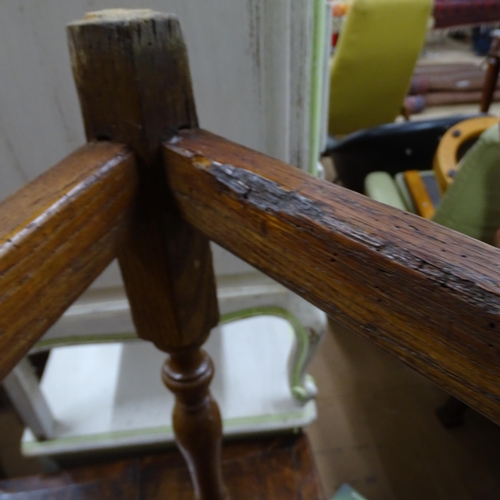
<box><xmin>22</xmin><ymin>315</ymin><xmax>316</xmax><ymax>457</ymax></box>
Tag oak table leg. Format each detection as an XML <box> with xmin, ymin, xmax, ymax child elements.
<box><xmin>67</xmin><ymin>10</ymin><xmax>228</xmax><ymax>499</ymax></box>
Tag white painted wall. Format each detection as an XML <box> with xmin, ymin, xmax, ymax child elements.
<box><xmin>0</xmin><ymin>0</ymin><xmax>313</xmax><ymax>286</ymax></box>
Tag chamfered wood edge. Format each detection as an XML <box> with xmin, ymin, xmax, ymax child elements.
<box><xmin>0</xmin><ymin>142</ymin><xmax>137</xmax><ymax>380</ymax></box>
<box><xmin>68</xmin><ymin>11</ymin><xmax>224</xmax><ymax>499</ymax></box>
<box><xmin>0</xmin><ymin>142</ymin><xmax>132</xmax><ymax>242</ymax></box>
<box><xmin>163</xmin><ymin>128</ymin><xmax>500</xmax><ymax>424</ymax></box>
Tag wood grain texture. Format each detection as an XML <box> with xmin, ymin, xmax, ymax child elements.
<box><xmin>67</xmin><ymin>9</ymin><xmax>218</xmax><ymax>351</ymax></box>
<box><xmin>164</xmin><ymin>128</ymin><xmax>500</xmax><ymax>425</ymax></box>
<box><xmin>68</xmin><ymin>11</ymin><xmax>223</xmax><ymax>499</ymax></box>
<box><xmin>0</xmin><ymin>142</ymin><xmax>136</xmax><ymax>381</ymax></box>
<box><xmin>0</xmin><ymin>433</ymin><xmax>324</xmax><ymax>499</ymax></box>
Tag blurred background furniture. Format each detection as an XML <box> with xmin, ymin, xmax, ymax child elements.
<box><xmin>328</xmin><ymin>0</ymin><xmax>432</xmax><ymax>136</ymax></box>
<box><xmin>365</xmin><ymin>121</ymin><xmax>500</xmax><ymax>234</ymax></box>
<box><xmin>329</xmin><ymin>0</ymin><xmax>500</xmax><ymax>119</ymax></box>
<box><xmin>325</xmin><ymin>114</ymin><xmax>480</xmax><ymax>192</ymax></box>
<box><xmin>364</xmin><ymin>119</ymin><xmax>500</xmax><ymax>428</ymax></box>
<box><xmin>433</xmin><ymin>0</ymin><xmax>500</xmax><ymax>29</ymax></box>
<box><xmin>482</xmin><ymin>29</ymin><xmax>500</xmax><ymax>112</ymax></box>
<box><xmin>325</xmin><ymin>0</ymin><xmax>500</xmax><ymax>192</ymax></box>
<box><xmin>433</xmin><ymin>115</ymin><xmax>499</xmax><ymax>191</ymax></box>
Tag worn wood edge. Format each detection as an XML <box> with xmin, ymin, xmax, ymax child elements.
<box><xmin>0</xmin><ymin>142</ymin><xmax>130</xmax><ymax>244</ymax></box>
<box><xmin>66</xmin><ymin>9</ymin><xmax>217</xmax><ymax>348</ymax></box>
<box><xmin>163</xmin><ymin>128</ymin><xmax>500</xmax><ymax>424</ymax></box>
<box><xmin>0</xmin><ymin>142</ymin><xmax>137</xmax><ymax>380</ymax></box>
<box><xmin>68</xmin><ymin>8</ymin><xmax>178</xmax><ymax>26</ymax></box>
<box><xmin>67</xmin><ymin>11</ymin><xmax>198</xmax><ymax>163</ymax></box>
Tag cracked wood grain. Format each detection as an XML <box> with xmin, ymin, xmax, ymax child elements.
<box><xmin>0</xmin><ymin>142</ymin><xmax>137</xmax><ymax>380</ymax></box>
<box><xmin>164</xmin><ymin>128</ymin><xmax>500</xmax><ymax>425</ymax></box>
<box><xmin>68</xmin><ymin>10</ymin><xmax>218</xmax><ymax>350</ymax></box>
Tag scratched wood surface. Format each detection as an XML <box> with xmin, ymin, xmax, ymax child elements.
<box><xmin>0</xmin><ymin>433</ymin><xmax>324</xmax><ymax>499</ymax></box>
<box><xmin>68</xmin><ymin>10</ymin><xmax>219</xmax><ymax>351</ymax></box>
<box><xmin>0</xmin><ymin>142</ymin><xmax>136</xmax><ymax>381</ymax></box>
<box><xmin>164</xmin><ymin>128</ymin><xmax>500</xmax><ymax>425</ymax></box>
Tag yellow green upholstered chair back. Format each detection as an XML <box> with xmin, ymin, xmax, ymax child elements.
<box><xmin>365</xmin><ymin>124</ymin><xmax>500</xmax><ymax>246</ymax></box>
<box><xmin>432</xmin><ymin>124</ymin><xmax>500</xmax><ymax>245</ymax></box>
<box><xmin>328</xmin><ymin>0</ymin><xmax>432</xmax><ymax>136</ymax></box>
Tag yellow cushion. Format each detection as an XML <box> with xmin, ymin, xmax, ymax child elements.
<box><xmin>328</xmin><ymin>0</ymin><xmax>432</xmax><ymax>136</ymax></box>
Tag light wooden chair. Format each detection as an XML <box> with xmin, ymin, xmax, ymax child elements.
<box><xmin>365</xmin><ymin>122</ymin><xmax>500</xmax><ymax>246</ymax></box>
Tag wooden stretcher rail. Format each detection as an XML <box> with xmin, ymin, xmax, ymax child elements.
<box><xmin>164</xmin><ymin>128</ymin><xmax>500</xmax><ymax>425</ymax></box>
<box><xmin>0</xmin><ymin>142</ymin><xmax>137</xmax><ymax>380</ymax></box>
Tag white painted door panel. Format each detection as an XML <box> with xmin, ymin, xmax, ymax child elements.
<box><xmin>0</xmin><ymin>0</ymin><xmax>312</xmax><ymax>287</ymax></box>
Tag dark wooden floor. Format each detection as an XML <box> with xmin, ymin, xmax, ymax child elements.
<box><xmin>0</xmin><ymin>433</ymin><xmax>324</xmax><ymax>499</ymax></box>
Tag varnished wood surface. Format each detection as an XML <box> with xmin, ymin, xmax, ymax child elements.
<box><xmin>481</xmin><ymin>55</ymin><xmax>500</xmax><ymax>113</ymax></box>
<box><xmin>68</xmin><ymin>9</ymin><xmax>219</xmax><ymax>352</ymax></box>
<box><xmin>481</xmin><ymin>33</ymin><xmax>500</xmax><ymax>113</ymax></box>
<box><xmin>0</xmin><ymin>433</ymin><xmax>324</xmax><ymax>499</ymax></box>
<box><xmin>68</xmin><ymin>11</ymin><xmax>224</xmax><ymax>499</ymax></box>
<box><xmin>433</xmin><ymin>115</ymin><xmax>499</xmax><ymax>192</ymax></box>
<box><xmin>162</xmin><ymin>350</ymin><xmax>228</xmax><ymax>499</ymax></box>
<box><xmin>0</xmin><ymin>142</ymin><xmax>136</xmax><ymax>381</ymax></box>
<box><xmin>164</xmin><ymin>128</ymin><xmax>500</xmax><ymax>425</ymax></box>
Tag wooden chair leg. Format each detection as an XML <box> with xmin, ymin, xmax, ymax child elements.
<box><xmin>480</xmin><ymin>55</ymin><xmax>500</xmax><ymax>113</ymax></box>
<box><xmin>480</xmin><ymin>32</ymin><xmax>500</xmax><ymax>113</ymax></box>
<box><xmin>436</xmin><ymin>396</ymin><xmax>469</xmax><ymax>428</ymax></box>
<box><xmin>68</xmin><ymin>10</ymin><xmax>227</xmax><ymax>499</ymax></box>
